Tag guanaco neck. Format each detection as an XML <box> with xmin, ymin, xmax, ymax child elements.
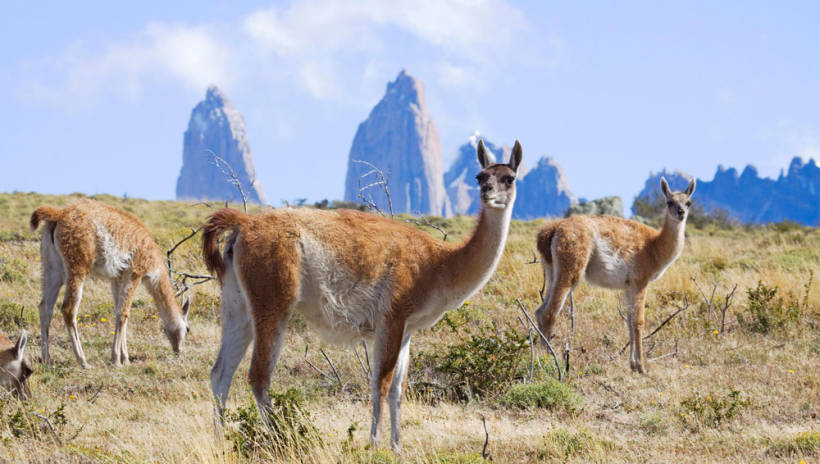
<box><xmin>146</xmin><ymin>271</ymin><xmax>185</xmax><ymax>330</ymax></box>
<box><xmin>651</xmin><ymin>213</ymin><xmax>687</xmax><ymax>269</ymax></box>
<box><xmin>439</xmin><ymin>203</ymin><xmax>513</xmax><ymax>297</ymax></box>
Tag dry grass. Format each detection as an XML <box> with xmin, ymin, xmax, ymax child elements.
<box><xmin>0</xmin><ymin>192</ymin><xmax>818</xmax><ymax>463</ymax></box>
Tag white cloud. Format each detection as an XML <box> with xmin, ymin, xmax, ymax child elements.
<box><xmin>15</xmin><ymin>23</ymin><xmax>233</xmax><ymax>106</ymax></box>
<box><xmin>12</xmin><ymin>0</ymin><xmax>540</xmax><ymax>107</ymax></box>
<box><xmin>760</xmin><ymin>121</ymin><xmax>820</xmax><ymax>176</ymax></box>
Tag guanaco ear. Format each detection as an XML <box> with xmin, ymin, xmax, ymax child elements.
<box><xmin>476</xmin><ymin>139</ymin><xmax>491</xmax><ymax>169</ymax></box>
<box><xmin>509</xmin><ymin>140</ymin><xmax>523</xmax><ymax>173</ymax></box>
<box><xmin>660</xmin><ymin>177</ymin><xmax>672</xmax><ymax>199</ymax></box>
<box><xmin>181</xmin><ymin>297</ymin><xmax>190</xmax><ymax>319</ymax></box>
<box><xmin>14</xmin><ymin>330</ymin><xmax>27</xmax><ymax>362</ymax></box>
<box><xmin>685</xmin><ymin>178</ymin><xmax>696</xmax><ymax>197</ymax></box>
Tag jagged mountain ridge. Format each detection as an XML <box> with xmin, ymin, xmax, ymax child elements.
<box><xmin>633</xmin><ymin>158</ymin><xmax>820</xmax><ymax>225</ymax></box>
<box><xmin>176</xmin><ymin>86</ymin><xmax>265</xmax><ymax>204</ymax></box>
<box><xmin>343</xmin><ymin>70</ymin><xmax>447</xmax><ymax>216</ymax></box>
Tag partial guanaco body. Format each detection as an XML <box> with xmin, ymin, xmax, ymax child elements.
<box><xmin>202</xmin><ymin>140</ymin><xmax>523</xmax><ymax>450</ymax></box>
<box><xmin>30</xmin><ymin>200</ymin><xmax>190</xmax><ymax>368</ymax></box>
<box><xmin>535</xmin><ymin>177</ymin><xmax>695</xmax><ymax>373</ymax></box>
<box><xmin>0</xmin><ymin>330</ymin><xmax>32</xmax><ymax>399</ymax></box>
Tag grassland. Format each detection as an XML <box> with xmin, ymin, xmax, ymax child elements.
<box><xmin>0</xmin><ymin>192</ymin><xmax>818</xmax><ymax>463</ymax></box>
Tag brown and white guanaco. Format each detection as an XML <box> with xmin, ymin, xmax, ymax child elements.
<box><xmin>0</xmin><ymin>330</ymin><xmax>32</xmax><ymax>399</ymax></box>
<box><xmin>535</xmin><ymin>177</ymin><xmax>695</xmax><ymax>373</ymax></box>
<box><xmin>31</xmin><ymin>200</ymin><xmax>190</xmax><ymax>368</ymax></box>
<box><xmin>202</xmin><ymin>140</ymin><xmax>522</xmax><ymax>450</ymax></box>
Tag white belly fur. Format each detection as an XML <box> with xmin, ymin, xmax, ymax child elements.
<box><xmin>295</xmin><ymin>235</ymin><xmax>390</xmax><ymax>346</ymax></box>
<box><xmin>585</xmin><ymin>235</ymin><xmax>631</xmax><ymax>289</ymax></box>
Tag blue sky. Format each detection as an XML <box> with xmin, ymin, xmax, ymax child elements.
<box><xmin>1</xmin><ymin>1</ymin><xmax>818</xmax><ymax>209</ymax></box>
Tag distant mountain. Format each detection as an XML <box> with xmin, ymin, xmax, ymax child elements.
<box><xmin>343</xmin><ymin>70</ymin><xmax>447</xmax><ymax>216</ymax></box>
<box><xmin>176</xmin><ymin>86</ymin><xmax>265</xmax><ymax>204</ymax></box>
<box><xmin>444</xmin><ymin>132</ymin><xmax>509</xmax><ymax>216</ymax></box>
<box><xmin>514</xmin><ymin>156</ymin><xmax>577</xmax><ymax>220</ymax></box>
<box><xmin>632</xmin><ymin>157</ymin><xmax>820</xmax><ymax>225</ymax></box>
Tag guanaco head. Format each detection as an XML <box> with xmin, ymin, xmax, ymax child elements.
<box><xmin>476</xmin><ymin>139</ymin><xmax>523</xmax><ymax>210</ymax></box>
<box><xmin>0</xmin><ymin>330</ymin><xmax>32</xmax><ymax>399</ymax></box>
<box><xmin>165</xmin><ymin>297</ymin><xmax>190</xmax><ymax>354</ymax></box>
<box><xmin>660</xmin><ymin>177</ymin><xmax>696</xmax><ymax>222</ymax></box>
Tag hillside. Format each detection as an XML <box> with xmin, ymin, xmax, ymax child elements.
<box><xmin>0</xmin><ymin>192</ymin><xmax>818</xmax><ymax>463</ymax></box>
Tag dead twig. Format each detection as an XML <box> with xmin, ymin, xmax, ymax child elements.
<box><xmin>320</xmin><ymin>348</ymin><xmax>344</xmax><ymax>388</ymax></box>
<box><xmin>719</xmin><ymin>284</ymin><xmax>738</xmax><ymax>334</ymax></box>
<box><xmin>480</xmin><ymin>414</ymin><xmax>492</xmax><ymax>461</ymax></box>
<box><xmin>88</xmin><ymin>384</ymin><xmax>104</xmax><ymax>404</ymax></box>
<box><xmin>648</xmin><ymin>339</ymin><xmax>679</xmax><ymax>362</ymax></box>
<box><xmin>304</xmin><ymin>346</ymin><xmax>334</xmax><ymax>383</ymax></box>
<box><xmin>515</xmin><ymin>299</ymin><xmax>563</xmax><ymax>382</ymax></box>
<box><xmin>34</xmin><ymin>413</ymin><xmax>63</xmax><ymax>447</ymax></box>
<box><xmin>619</xmin><ymin>295</ymin><xmax>691</xmax><ymax>355</ymax></box>
<box><xmin>352</xmin><ymin>346</ymin><xmax>371</xmax><ymax>382</ymax></box>
<box><xmin>525</xmin><ymin>250</ymin><xmax>540</xmax><ymax>264</ymax></box>
<box><xmin>205</xmin><ymin>149</ymin><xmax>251</xmax><ymax>213</ymax></box>
<box><xmin>166</xmin><ymin>227</ymin><xmax>215</xmax><ymax>297</ymax></box>
<box><xmin>353</xmin><ymin>160</ymin><xmax>393</xmax><ymax>218</ymax></box>
<box><xmin>406</xmin><ymin>215</ymin><xmax>448</xmax><ymax>241</ymax></box>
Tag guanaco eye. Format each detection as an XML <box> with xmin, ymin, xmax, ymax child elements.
<box><xmin>502</xmin><ymin>175</ymin><xmax>515</xmax><ymax>185</ymax></box>
<box><xmin>686</xmin><ymin>201</ymin><xmax>692</xmax><ymax>207</ymax></box>
<box><xmin>475</xmin><ymin>173</ymin><xmax>488</xmax><ymax>184</ymax></box>
<box><xmin>666</xmin><ymin>201</ymin><xmax>674</xmax><ymax>207</ymax></box>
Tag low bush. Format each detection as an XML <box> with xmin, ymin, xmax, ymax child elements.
<box><xmin>226</xmin><ymin>388</ymin><xmax>322</xmax><ymax>459</ymax></box>
<box><xmin>503</xmin><ymin>379</ymin><xmax>583</xmax><ymax>413</ymax></box>
<box><xmin>766</xmin><ymin>431</ymin><xmax>820</xmax><ymax>458</ymax></box>
<box><xmin>677</xmin><ymin>388</ymin><xmax>749</xmax><ymax>430</ymax></box>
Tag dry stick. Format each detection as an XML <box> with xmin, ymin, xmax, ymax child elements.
<box><xmin>406</xmin><ymin>214</ymin><xmax>448</xmax><ymax>241</ymax></box>
<box><xmin>516</xmin><ymin>316</ymin><xmax>536</xmax><ymax>383</ymax></box>
<box><xmin>33</xmin><ymin>413</ymin><xmax>63</xmax><ymax>447</ymax></box>
<box><xmin>352</xmin><ymin>346</ymin><xmax>370</xmax><ymax>381</ymax></box>
<box><xmin>320</xmin><ymin>348</ymin><xmax>343</xmax><ymax>388</ymax></box>
<box><xmin>720</xmin><ymin>284</ymin><xmax>738</xmax><ymax>334</ymax></box>
<box><xmin>564</xmin><ymin>292</ymin><xmax>576</xmax><ymax>375</ymax></box>
<box><xmin>619</xmin><ymin>296</ymin><xmax>691</xmax><ymax>354</ymax></box>
<box><xmin>205</xmin><ymin>149</ymin><xmax>250</xmax><ymax>213</ymax></box>
<box><xmin>304</xmin><ymin>346</ymin><xmax>334</xmax><ymax>383</ymax></box>
<box><xmin>691</xmin><ymin>276</ymin><xmax>716</xmax><ymax>327</ymax></box>
<box><xmin>649</xmin><ymin>339</ymin><xmax>679</xmax><ymax>362</ymax></box>
<box><xmin>480</xmin><ymin>414</ymin><xmax>492</xmax><ymax>461</ymax></box>
<box><xmin>166</xmin><ymin>227</ymin><xmax>215</xmax><ymax>296</ymax></box>
<box><xmin>616</xmin><ymin>294</ymin><xmax>627</xmax><ymax>323</ymax></box>
<box><xmin>515</xmin><ymin>299</ymin><xmax>563</xmax><ymax>382</ymax></box>
<box><xmin>88</xmin><ymin>384</ymin><xmax>104</xmax><ymax>404</ymax></box>
<box><xmin>362</xmin><ymin>341</ymin><xmax>371</xmax><ymax>376</ymax></box>
<box><xmin>353</xmin><ymin>159</ymin><xmax>394</xmax><ymax>218</ymax></box>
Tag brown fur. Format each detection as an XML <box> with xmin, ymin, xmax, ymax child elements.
<box><xmin>0</xmin><ymin>331</ymin><xmax>32</xmax><ymax>399</ymax></box>
<box><xmin>535</xmin><ymin>178</ymin><xmax>695</xmax><ymax>373</ymax></box>
<box><xmin>31</xmin><ymin>200</ymin><xmax>189</xmax><ymax>368</ymax></box>
<box><xmin>204</xmin><ymin>139</ymin><xmax>524</xmax><ymax>450</ymax></box>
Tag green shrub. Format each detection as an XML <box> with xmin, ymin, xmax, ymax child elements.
<box><xmin>677</xmin><ymin>388</ymin><xmax>749</xmax><ymax>430</ymax></box>
<box><xmin>739</xmin><ymin>281</ymin><xmax>800</xmax><ymax>334</ymax></box>
<box><xmin>503</xmin><ymin>379</ymin><xmax>583</xmax><ymax>413</ymax></box>
<box><xmin>434</xmin><ymin>322</ymin><xmax>528</xmax><ymax>399</ymax></box>
<box><xmin>766</xmin><ymin>431</ymin><xmax>820</xmax><ymax>458</ymax></box>
<box><xmin>226</xmin><ymin>388</ymin><xmax>322</xmax><ymax>459</ymax></box>
<box><xmin>536</xmin><ymin>427</ymin><xmax>613</xmax><ymax>460</ymax></box>
<box><xmin>0</xmin><ymin>302</ymin><xmax>30</xmax><ymax>330</ymax></box>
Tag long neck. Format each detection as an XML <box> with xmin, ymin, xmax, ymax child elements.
<box><xmin>440</xmin><ymin>205</ymin><xmax>513</xmax><ymax>296</ymax></box>
<box><xmin>652</xmin><ymin>213</ymin><xmax>686</xmax><ymax>266</ymax></box>
<box><xmin>146</xmin><ymin>271</ymin><xmax>185</xmax><ymax>331</ymax></box>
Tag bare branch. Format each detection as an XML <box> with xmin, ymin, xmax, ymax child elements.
<box><xmin>304</xmin><ymin>346</ymin><xmax>334</xmax><ymax>383</ymax></box>
<box><xmin>480</xmin><ymin>414</ymin><xmax>492</xmax><ymax>461</ymax></box>
<box><xmin>515</xmin><ymin>298</ymin><xmax>563</xmax><ymax>381</ymax></box>
<box><xmin>166</xmin><ymin>226</ymin><xmax>215</xmax><ymax>297</ymax></box>
<box><xmin>204</xmin><ymin>149</ymin><xmax>251</xmax><ymax>213</ymax></box>
<box><xmin>320</xmin><ymin>348</ymin><xmax>344</xmax><ymax>389</ymax></box>
<box><xmin>720</xmin><ymin>284</ymin><xmax>738</xmax><ymax>334</ymax></box>
<box><xmin>352</xmin><ymin>345</ymin><xmax>371</xmax><ymax>382</ymax></box>
<box><xmin>406</xmin><ymin>214</ymin><xmax>448</xmax><ymax>241</ymax></box>
<box><xmin>34</xmin><ymin>413</ymin><xmax>63</xmax><ymax>447</ymax></box>
<box><xmin>619</xmin><ymin>295</ymin><xmax>691</xmax><ymax>354</ymax></box>
<box><xmin>353</xmin><ymin>159</ymin><xmax>394</xmax><ymax>218</ymax></box>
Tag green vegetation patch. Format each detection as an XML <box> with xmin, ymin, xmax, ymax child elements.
<box><xmin>503</xmin><ymin>378</ymin><xmax>583</xmax><ymax>414</ymax></box>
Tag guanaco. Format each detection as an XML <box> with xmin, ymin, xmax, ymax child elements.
<box><xmin>31</xmin><ymin>200</ymin><xmax>190</xmax><ymax>368</ymax></box>
<box><xmin>0</xmin><ymin>330</ymin><xmax>32</xmax><ymax>399</ymax></box>
<box><xmin>202</xmin><ymin>140</ymin><xmax>522</xmax><ymax>450</ymax></box>
<box><xmin>535</xmin><ymin>177</ymin><xmax>695</xmax><ymax>373</ymax></box>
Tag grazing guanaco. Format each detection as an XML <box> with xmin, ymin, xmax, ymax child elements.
<box><xmin>203</xmin><ymin>140</ymin><xmax>522</xmax><ymax>450</ymax></box>
<box><xmin>30</xmin><ymin>200</ymin><xmax>190</xmax><ymax>368</ymax></box>
<box><xmin>535</xmin><ymin>177</ymin><xmax>695</xmax><ymax>373</ymax></box>
<box><xmin>0</xmin><ymin>330</ymin><xmax>32</xmax><ymax>399</ymax></box>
